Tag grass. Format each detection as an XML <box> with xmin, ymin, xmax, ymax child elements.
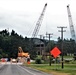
<box><xmin>25</xmin><ymin>63</ymin><xmax>76</xmax><ymax>75</ymax></box>
<box><xmin>25</xmin><ymin>55</ymin><xmax>76</xmax><ymax>75</ymax></box>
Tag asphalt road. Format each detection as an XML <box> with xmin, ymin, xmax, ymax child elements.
<box><xmin>0</xmin><ymin>63</ymin><xmax>52</xmax><ymax>75</ymax></box>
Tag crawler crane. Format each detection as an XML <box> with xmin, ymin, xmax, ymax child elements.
<box><xmin>67</xmin><ymin>5</ymin><xmax>76</xmax><ymax>42</ymax></box>
<box><xmin>32</xmin><ymin>3</ymin><xmax>47</xmax><ymax>38</ymax></box>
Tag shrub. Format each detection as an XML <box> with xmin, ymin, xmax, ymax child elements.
<box><xmin>35</xmin><ymin>59</ymin><xmax>42</xmax><ymax>64</ymax></box>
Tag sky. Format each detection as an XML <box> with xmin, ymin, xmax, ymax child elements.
<box><xmin>0</xmin><ymin>0</ymin><xmax>76</xmax><ymax>40</ymax></box>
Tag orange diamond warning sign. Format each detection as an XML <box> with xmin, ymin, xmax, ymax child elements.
<box><xmin>50</xmin><ymin>47</ymin><xmax>61</xmax><ymax>58</ymax></box>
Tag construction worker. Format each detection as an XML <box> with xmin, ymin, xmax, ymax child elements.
<box><xmin>27</xmin><ymin>54</ymin><xmax>30</xmax><ymax>64</ymax></box>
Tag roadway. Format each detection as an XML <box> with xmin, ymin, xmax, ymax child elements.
<box><xmin>0</xmin><ymin>63</ymin><xmax>52</xmax><ymax>75</ymax></box>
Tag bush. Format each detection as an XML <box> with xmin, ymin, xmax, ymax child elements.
<box><xmin>35</xmin><ymin>59</ymin><xmax>42</xmax><ymax>64</ymax></box>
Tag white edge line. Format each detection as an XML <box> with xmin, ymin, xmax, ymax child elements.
<box><xmin>17</xmin><ymin>65</ymin><xmax>36</xmax><ymax>75</ymax></box>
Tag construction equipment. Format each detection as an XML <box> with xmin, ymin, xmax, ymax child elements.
<box><xmin>32</xmin><ymin>3</ymin><xmax>47</xmax><ymax>38</ymax></box>
<box><xmin>18</xmin><ymin>47</ymin><xmax>29</xmax><ymax>57</ymax></box>
<box><xmin>67</xmin><ymin>5</ymin><xmax>76</xmax><ymax>42</ymax></box>
<box><xmin>18</xmin><ymin>47</ymin><xmax>30</xmax><ymax>63</ymax></box>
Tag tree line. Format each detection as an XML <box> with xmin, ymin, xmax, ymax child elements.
<box><xmin>0</xmin><ymin>29</ymin><xmax>76</xmax><ymax>60</ymax></box>
<box><xmin>0</xmin><ymin>29</ymin><xmax>35</xmax><ymax>59</ymax></box>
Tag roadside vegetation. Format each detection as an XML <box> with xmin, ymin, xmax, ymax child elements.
<box><xmin>25</xmin><ymin>55</ymin><xmax>76</xmax><ymax>75</ymax></box>
<box><xmin>0</xmin><ymin>29</ymin><xmax>76</xmax><ymax>75</ymax></box>
<box><xmin>25</xmin><ymin>64</ymin><xmax>76</xmax><ymax>75</ymax></box>
<box><xmin>0</xmin><ymin>29</ymin><xmax>76</xmax><ymax>60</ymax></box>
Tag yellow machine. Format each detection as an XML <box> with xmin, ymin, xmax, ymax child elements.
<box><xmin>18</xmin><ymin>47</ymin><xmax>29</xmax><ymax>57</ymax></box>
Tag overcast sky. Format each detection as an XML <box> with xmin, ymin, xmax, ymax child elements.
<box><xmin>0</xmin><ymin>0</ymin><xmax>76</xmax><ymax>40</ymax></box>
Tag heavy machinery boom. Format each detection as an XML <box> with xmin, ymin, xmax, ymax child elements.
<box><xmin>67</xmin><ymin>5</ymin><xmax>76</xmax><ymax>42</ymax></box>
<box><xmin>32</xmin><ymin>3</ymin><xmax>47</xmax><ymax>38</ymax></box>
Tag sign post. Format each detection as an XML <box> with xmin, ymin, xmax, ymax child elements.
<box><xmin>50</xmin><ymin>47</ymin><xmax>61</xmax><ymax>69</ymax></box>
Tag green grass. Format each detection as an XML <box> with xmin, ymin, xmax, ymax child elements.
<box><xmin>25</xmin><ymin>64</ymin><xmax>76</xmax><ymax>75</ymax></box>
<box><xmin>28</xmin><ymin>55</ymin><xmax>76</xmax><ymax>75</ymax></box>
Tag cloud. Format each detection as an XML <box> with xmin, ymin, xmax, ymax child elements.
<box><xmin>0</xmin><ymin>0</ymin><xmax>76</xmax><ymax>40</ymax></box>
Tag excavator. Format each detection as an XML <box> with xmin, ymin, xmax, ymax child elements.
<box><xmin>17</xmin><ymin>47</ymin><xmax>30</xmax><ymax>64</ymax></box>
<box><xmin>18</xmin><ymin>47</ymin><xmax>29</xmax><ymax>57</ymax></box>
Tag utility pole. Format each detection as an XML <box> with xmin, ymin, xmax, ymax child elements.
<box><xmin>57</xmin><ymin>26</ymin><xmax>67</xmax><ymax>69</ymax></box>
<box><xmin>39</xmin><ymin>35</ymin><xmax>43</xmax><ymax>55</ymax></box>
<box><xmin>46</xmin><ymin>33</ymin><xmax>53</xmax><ymax>66</ymax></box>
<box><xmin>42</xmin><ymin>36</ymin><xmax>45</xmax><ymax>55</ymax></box>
